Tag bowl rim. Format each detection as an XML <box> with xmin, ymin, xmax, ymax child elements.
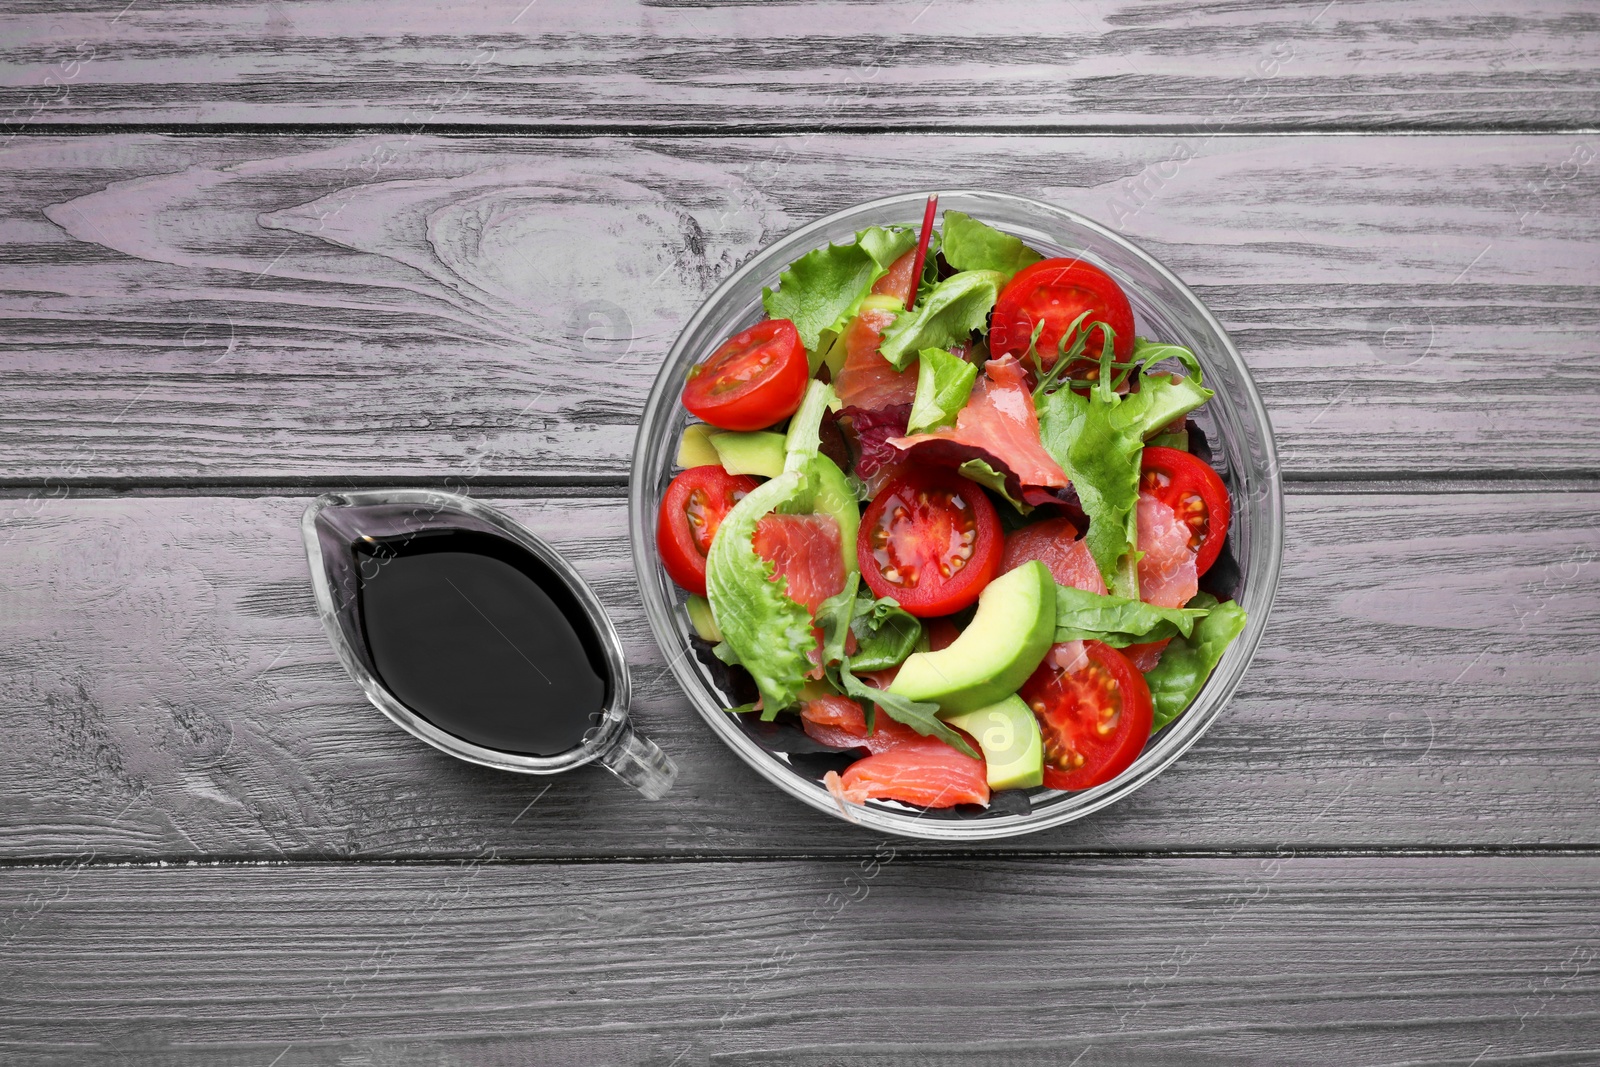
<box><xmin>629</xmin><ymin>189</ymin><xmax>1283</xmax><ymax>840</ymax></box>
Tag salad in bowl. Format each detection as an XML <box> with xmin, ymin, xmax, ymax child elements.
<box><xmin>631</xmin><ymin>192</ymin><xmax>1281</xmax><ymax>839</ymax></box>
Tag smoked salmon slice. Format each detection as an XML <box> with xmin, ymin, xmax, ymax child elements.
<box><xmin>801</xmin><ymin>695</ymin><xmax>924</xmax><ymax>753</ymax></box>
<box><xmin>887</xmin><ymin>355</ymin><xmax>1070</xmax><ymax>499</ymax></box>
<box><xmin>828</xmin><ymin>737</ymin><xmax>991</xmax><ymax>808</ymax></box>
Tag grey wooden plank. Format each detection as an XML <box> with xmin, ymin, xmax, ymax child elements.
<box><xmin>0</xmin><ymin>857</ymin><xmax>1594</xmax><ymax>1064</ymax></box>
<box><xmin>0</xmin><ymin>1</ymin><xmax>1596</xmax><ymax>130</ymax></box>
<box><xmin>1</xmin><ymin>489</ymin><xmax>1594</xmax><ymax>860</ymax></box>
<box><xmin>0</xmin><ymin>133</ymin><xmax>1597</xmax><ymax>482</ymax></box>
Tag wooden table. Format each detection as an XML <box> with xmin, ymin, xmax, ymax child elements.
<box><xmin>2</xmin><ymin>3</ymin><xmax>1596</xmax><ymax>1063</ymax></box>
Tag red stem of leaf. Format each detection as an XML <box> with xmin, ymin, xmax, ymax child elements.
<box><xmin>905</xmin><ymin>194</ymin><xmax>939</xmax><ymax>311</ymax></box>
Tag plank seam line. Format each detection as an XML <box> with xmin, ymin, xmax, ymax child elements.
<box><xmin>3</xmin><ymin>845</ymin><xmax>1597</xmax><ymax>870</ymax></box>
<box><xmin>0</xmin><ymin>473</ymin><xmax>1595</xmax><ymax>498</ymax></box>
<box><xmin>11</xmin><ymin>123</ymin><xmax>1600</xmax><ymax>139</ymax></box>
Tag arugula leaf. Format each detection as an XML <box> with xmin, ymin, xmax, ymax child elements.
<box><xmin>834</xmin><ymin>660</ymin><xmax>979</xmax><ymax>759</ymax></box>
<box><xmin>848</xmin><ymin>593</ymin><xmax>922</xmax><ymax>672</ymax></box>
<box><xmin>877</xmin><ymin>270</ymin><xmax>1004</xmax><ymax>371</ymax></box>
<box><xmin>1036</xmin><ymin>348</ymin><xmax>1213</xmax><ymax>595</ymax></box>
<box><xmin>1145</xmin><ymin>593</ymin><xmax>1248</xmax><ymax>732</ymax></box>
<box><xmin>1053</xmin><ymin>584</ymin><xmax>1209</xmax><ymax>647</ymax></box>
<box><xmin>940</xmin><ymin>210</ymin><xmax>1042</xmax><ymax>279</ymax></box>
<box><xmin>1129</xmin><ymin>336</ymin><xmax>1203</xmax><ymax>379</ymax></box>
<box><xmin>815</xmin><ymin>572</ymin><xmax>860</xmax><ymax>670</ymax></box>
<box><xmin>906</xmin><ymin>346</ymin><xmax>979</xmax><ymax>434</ymax></box>
<box><xmin>762</xmin><ymin>226</ymin><xmax>917</xmax><ymax>355</ymax></box>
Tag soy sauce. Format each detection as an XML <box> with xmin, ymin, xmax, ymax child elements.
<box><xmin>353</xmin><ymin>529</ymin><xmax>608</xmax><ymax>756</ymax></box>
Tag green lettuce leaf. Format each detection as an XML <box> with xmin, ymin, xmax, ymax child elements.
<box><xmin>705</xmin><ymin>381</ymin><xmax>836</xmax><ymax>715</ymax></box>
<box><xmin>848</xmin><ymin>594</ymin><xmax>922</xmax><ymax>672</ymax></box>
<box><xmin>1053</xmin><ymin>584</ymin><xmax>1209</xmax><ymax>647</ymax></box>
<box><xmin>1036</xmin><ymin>358</ymin><xmax>1214</xmax><ymax>596</ymax></box>
<box><xmin>834</xmin><ymin>660</ymin><xmax>979</xmax><ymax>759</ymax></box>
<box><xmin>704</xmin><ymin>470</ymin><xmax>816</xmax><ymax>714</ymax></box>
<box><xmin>1036</xmin><ymin>384</ymin><xmax>1142</xmax><ymax>596</ymax></box>
<box><xmin>956</xmin><ymin>458</ymin><xmax>1031</xmax><ymax>513</ymax></box>
<box><xmin>940</xmin><ymin>210</ymin><xmax>1042</xmax><ymax>279</ymax></box>
<box><xmin>906</xmin><ymin>346</ymin><xmax>979</xmax><ymax>434</ymax></box>
<box><xmin>1145</xmin><ymin>593</ymin><xmax>1248</xmax><ymax>732</ymax></box>
<box><xmin>761</xmin><ymin>226</ymin><xmax>918</xmax><ymax>355</ymax></box>
<box><xmin>877</xmin><ymin>270</ymin><xmax>1004</xmax><ymax>371</ymax></box>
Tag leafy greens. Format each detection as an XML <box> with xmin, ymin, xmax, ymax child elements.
<box><xmin>940</xmin><ymin>210</ymin><xmax>1043</xmax><ymax>280</ymax></box>
<box><xmin>906</xmin><ymin>346</ymin><xmax>979</xmax><ymax>434</ymax></box>
<box><xmin>704</xmin><ymin>380</ymin><xmax>834</xmax><ymax>715</ymax></box>
<box><xmin>762</xmin><ymin>226</ymin><xmax>918</xmax><ymax>356</ymax></box>
<box><xmin>877</xmin><ymin>270</ymin><xmax>1003</xmax><ymax>370</ymax></box>
<box><xmin>1144</xmin><ymin>593</ymin><xmax>1248</xmax><ymax>732</ymax></box>
<box><xmin>1036</xmin><ymin>336</ymin><xmax>1213</xmax><ymax>596</ymax></box>
<box><xmin>1053</xmin><ymin>584</ymin><xmax>1210</xmax><ymax>647</ymax></box>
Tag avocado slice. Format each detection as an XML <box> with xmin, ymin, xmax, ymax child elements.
<box><xmin>887</xmin><ymin>560</ymin><xmax>1055</xmax><ymax>714</ymax></box>
<box><xmin>709</xmin><ymin>431</ymin><xmax>788</xmax><ymax>477</ymax></box>
<box><xmin>944</xmin><ymin>694</ymin><xmax>1044</xmax><ymax>790</ymax></box>
<box><xmin>685</xmin><ymin>594</ymin><xmax>722</xmax><ymax>643</ymax></box>
<box><xmin>807</xmin><ymin>454</ymin><xmax>859</xmax><ymax>573</ymax></box>
<box><xmin>676</xmin><ymin>423</ymin><xmax>721</xmax><ymax>468</ymax></box>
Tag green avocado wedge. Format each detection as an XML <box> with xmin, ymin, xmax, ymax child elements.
<box><xmin>887</xmin><ymin>560</ymin><xmax>1056</xmax><ymax>714</ymax></box>
<box><xmin>943</xmin><ymin>694</ymin><xmax>1044</xmax><ymax>790</ymax></box>
<box><xmin>807</xmin><ymin>454</ymin><xmax>859</xmax><ymax>573</ymax></box>
<box><xmin>708</xmin><ymin>431</ymin><xmax>788</xmax><ymax>478</ymax></box>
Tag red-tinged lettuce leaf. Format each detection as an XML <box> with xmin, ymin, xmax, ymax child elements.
<box><xmin>838</xmin><ymin>403</ymin><xmax>913</xmax><ymax>479</ymax></box>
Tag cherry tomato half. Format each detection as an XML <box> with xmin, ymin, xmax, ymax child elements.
<box><xmin>1020</xmin><ymin>641</ymin><xmax>1153</xmax><ymax>791</ymax></box>
<box><xmin>857</xmin><ymin>467</ymin><xmax>1002</xmax><ymax>617</ymax></box>
<box><xmin>989</xmin><ymin>258</ymin><xmax>1135</xmax><ymax>370</ymax></box>
<box><xmin>1139</xmin><ymin>446</ymin><xmax>1232</xmax><ymax>576</ymax></box>
<box><xmin>682</xmin><ymin>318</ymin><xmax>809</xmax><ymax>432</ymax></box>
<box><xmin>658</xmin><ymin>465</ymin><xmax>759</xmax><ymax>596</ymax></box>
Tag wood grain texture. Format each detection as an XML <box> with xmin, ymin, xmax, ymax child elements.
<box><xmin>1</xmin><ymin>133</ymin><xmax>1597</xmax><ymax>483</ymax></box>
<box><xmin>0</xmin><ymin>857</ymin><xmax>1595</xmax><ymax>1064</ymax></box>
<box><xmin>1</xmin><ymin>1</ymin><xmax>1597</xmax><ymax>130</ymax></box>
<box><xmin>2</xmin><ymin>489</ymin><xmax>1594</xmax><ymax>860</ymax></box>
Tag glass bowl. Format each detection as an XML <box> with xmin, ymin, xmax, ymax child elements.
<box><xmin>629</xmin><ymin>191</ymin><xmax>1282</xmax><ymax>840</ymax></box>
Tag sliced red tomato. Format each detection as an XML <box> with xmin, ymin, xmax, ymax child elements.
<box><xmin>1140</xmin><ymin>446</ymin><xmax>1231</xmax><ymax>576</ymax></box>
<box><xmin>1020</xmin><ymin>640</ymin><xmax>1153</xmax><ymax>791</ymax></box>
<box><xmin>857</xmin><ymin>467</ymin><xmax>1002</xmax><ymax>617</ymax></box>
<box><xmin>989</xmin><ymin>258</ymin><xmax>1135</xmax><ymax>370</ymax></box>
<box><xmin>658</xmin><ymin>465</ymin><xmax>759</xmax><ymax>596</ymax></box>
<box><xmin>871</xmin><ymin>248</ymin><xmax>919</xmax><ymax>304</ymax></box>
<box><xmin>753</xmin><ymin>512</ymin><xmax>846</xmax><ymax>615</ymax></box>
<box><xmin>830</xmin><ymin>737</ymin><xmax>990</xmax><ymax>808</ymax></box>
<box><xmin>801</xmin><ymin>695</ymin><xmax>924</xmax><ymax>753</ymax></box>
<box><xmin>832</xmin><ymin>306</ymin><xmax>918</xmax><ymax>411</ymax></box>
<box><xmin>1000</xmin><ymin>516</ymin><xmax>1107</xmax><ymax>595</ymax></box>
<box><xmin>683</xmin><ymin>318</ymin><xmax>808</xmax><ymax>431</ymax></box>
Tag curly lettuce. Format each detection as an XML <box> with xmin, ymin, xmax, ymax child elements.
<box><xmin>762</xmin><ymin>226</ymin><xmax>918</xmax><ymax>356</ymax></box>
<box><xmin>705</xmin><ymin>381</ymin><xmax>835</xmax><ymax>714</ymax></box>
<box><xmin>940</xmin><ymin>210</ymin><xmax>1042</xmax><ymax>280</ymax></box>
<box><xmin>1036</xmin><ymin>339</ymin><xmax>1213</xmax><ymax>596</ymax></box>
